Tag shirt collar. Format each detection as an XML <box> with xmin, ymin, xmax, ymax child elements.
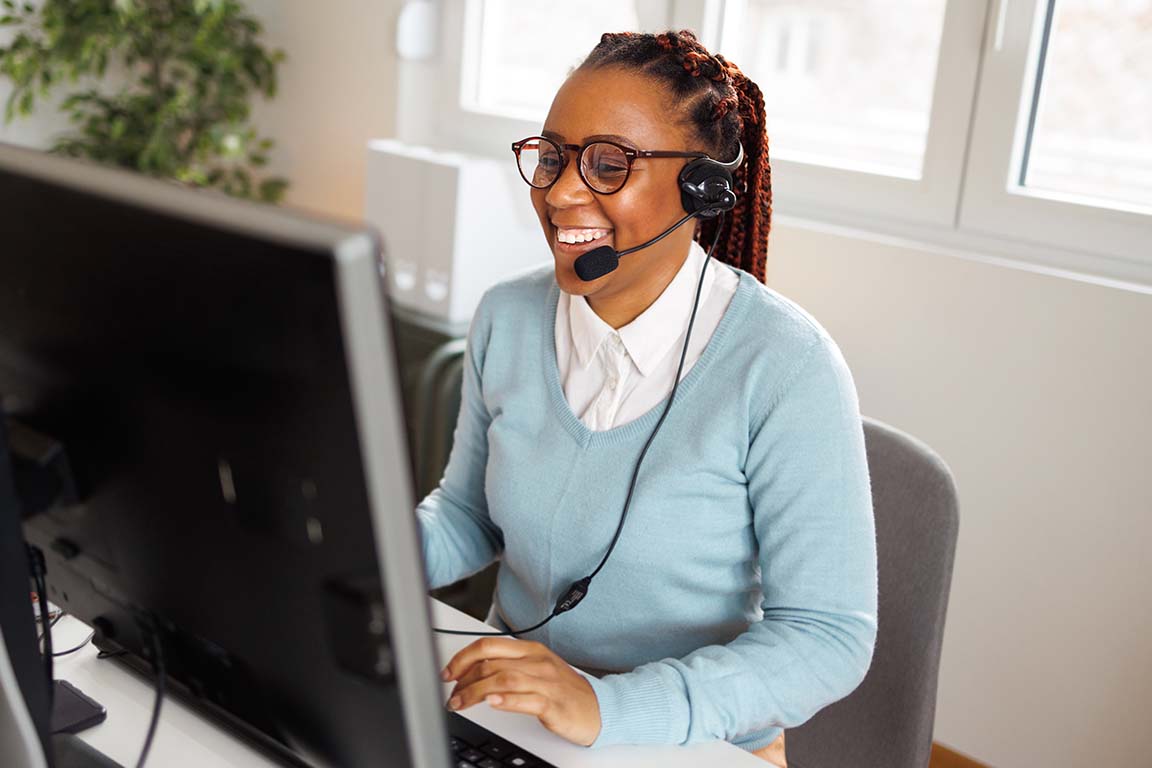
<box><xmin>566</xmin><ymin>239</ymin><xmax>715</xmax><ymax>377</ymax></box>
<box><xmin>567</xmin><ymin>284</ymin><xmax>615</xmax><ymax>370</ymax></box>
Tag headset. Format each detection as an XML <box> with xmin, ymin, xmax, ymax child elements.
<box><xmin>678</xmin><ymin>143</ymin><xmax>743</xmax><ymax>218</ymax></box>
<box><xmin>434</xmin><ymin>143</ymin><xmax>745</xmax><ymax>637</ymax></box>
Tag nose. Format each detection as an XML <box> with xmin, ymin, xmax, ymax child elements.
<box><xmin>545</xmin><ymin>151</ymin><xmax>594</xmax><ymax>209</ymax></box>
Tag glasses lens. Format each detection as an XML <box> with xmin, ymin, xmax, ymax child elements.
<box><xmin>581</xmin><ymin>142</ymin><xmax>630</xmax><ymax>193</ymax></box>
<box><xmin>516</xmin><ymin>138</ymin><xmax>562</xmax><ymax>189</ymax></box>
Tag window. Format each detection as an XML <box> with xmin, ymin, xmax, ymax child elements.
<box><xmin>727</xmin><ymin>0</ymin><xmax>949</xmax><ymax>179</ymax></box>
<box><xmin>961</xmin><ymin>0</ymin><xmax>1152</xmax><ymax>279</ymax></box>
<box><xmin>1019</xmin><ymin>0</ymin><xmax>1152</xmax><ymax>212</ymax></box>
<box><xmin>398</xmin><ymin>0</ymin><xmax>1152</xmax><ymax>285</ymax></box>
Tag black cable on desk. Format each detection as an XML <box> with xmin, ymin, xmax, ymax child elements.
<box><xmin>136</xmin><ymin>625</ymin><xmax>166</xmax><ymax>768</ymax></box>
<box><xmin>52</xmin><ymin>630</ymin><xmax>95</xmax><ymax>657</ymax></box>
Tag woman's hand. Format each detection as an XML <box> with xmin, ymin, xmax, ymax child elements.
<box><xmin>441</xmin><ymin>637</ymin><xmax>601</xmax><ymax>747</ymax></box>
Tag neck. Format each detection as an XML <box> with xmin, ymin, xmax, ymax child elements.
<box><xmin>587</xmin><ymin>238</ymin><xmax>693</xmax><ymax>329</ymax></box>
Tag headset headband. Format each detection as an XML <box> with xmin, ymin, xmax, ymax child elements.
<box><xmin>715</xmin><ymin>142</ymin><xmax>744</xmax><ymax>172</ymax></box>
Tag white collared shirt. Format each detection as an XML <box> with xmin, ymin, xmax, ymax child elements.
<box><xmin>555</xmin><ymin>239</ymin><xmax>740</xmax><ymax>431</ymax></box>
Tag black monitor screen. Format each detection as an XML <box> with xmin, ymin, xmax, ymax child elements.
<box><xmin>0</xmin><ymin>144</ymin><xmax>448</xmax><ymax>768</ymax></box>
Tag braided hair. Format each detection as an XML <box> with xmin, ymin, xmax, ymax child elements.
<box><xmin>578</xmin><ymin>30</ymin><xmax>771</xmax><ymax>283</ymax></box>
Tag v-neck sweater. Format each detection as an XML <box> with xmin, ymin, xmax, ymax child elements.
<box><xmin>415</xmin><ymin>264</ymin><xmax>878</xmax><ymax>753</ymax></box>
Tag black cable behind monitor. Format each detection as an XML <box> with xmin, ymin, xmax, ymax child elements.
<box><xmin>28</xmin><ymin>545</ymin><xmax>55</xmax><ymax>707</ymax></box>
<box><xmin>31</xmin><ymin>570</ymin><xmax>164</xmax><ymax>766</ymax></box>
<box><xmin>434</xmin><ymin>214</ymin><xmax>727</xmax><ymax>638</ymax></box>
<box><xmin>29</xmin><ymin>545</ymin><xmax>164</xmax><ymax>767</ymax></box>
<box><xmin>134</xmin><ymin>622</ymin><xmax>166</xmax><ymax>768</ymax></box>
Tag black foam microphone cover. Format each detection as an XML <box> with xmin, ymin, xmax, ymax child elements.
<box><xmin>573</xmin><ymin>245</ymin><xmax>620</xmax><ymax>281</ymax></box>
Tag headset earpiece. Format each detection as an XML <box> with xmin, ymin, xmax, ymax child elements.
<box><xmin>678</xmin><ymin>159</ymin><xmax>735</xmax><ymax>218</ymax></box>
<box><xmin>677</xmin><ymin>143</ymin><xmax>744</xmax><ymax>218</ymax></box>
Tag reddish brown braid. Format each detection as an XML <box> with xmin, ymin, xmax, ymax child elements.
<box><xmin>579</xmin><ymin>30</ymin><xmax>772</xmax><ymax>283</ymax></box>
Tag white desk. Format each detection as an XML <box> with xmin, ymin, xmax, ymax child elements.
<box><xmin>52</xmin><ymin>600</ymin><xmax>763</xmax><ymax>767</ymax></box>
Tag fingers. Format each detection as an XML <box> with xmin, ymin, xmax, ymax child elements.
<box><xmin>441</xmin><ymin>637</ymin><xmax>545</xmax><ymax>682</ymax></box>
<box><xmin>449</xmin><ymin>658</ymin><xmax>555</xmax><ymax>700</ymax></box>
<box><xmin>447</xmin><ymin>666</ymin><xmax>551</xmax><ymax>712</ymax></box>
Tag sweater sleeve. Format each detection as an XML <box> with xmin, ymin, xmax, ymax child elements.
<box><xmin>415</xmin><ymin>294</ymin><xmax>505</xmax><ymax>590</ymax></box>
<box><xmin>587</xmin><ymin>338</ymin><xmax>878</xmax><ymax>747</ymax></box>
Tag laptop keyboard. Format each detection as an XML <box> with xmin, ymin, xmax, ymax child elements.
<box><xmin>447</xmin><ymin>711</ymin><xmax>558</xmax><ymax>768</ymax></box>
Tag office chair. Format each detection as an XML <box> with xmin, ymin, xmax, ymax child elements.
<box><xmin>786</xmin><ymin>417</ymin><xmax>959</xmax><ymax>768</ymax></box>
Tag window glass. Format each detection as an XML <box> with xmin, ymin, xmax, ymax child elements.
<box><xmin>1022</xmin><ymin>0</ymin><xmax>1152</xmax><ymax>212</ymax></box>
<box><xmin>734</xmin><ymin>0</ymin><xmax>947</xmax><ymax>178</ymax></box>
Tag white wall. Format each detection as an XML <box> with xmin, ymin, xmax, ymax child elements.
<box><xmin>768</xmin><ymin>221</ymin><xmax>1152</xmax><ymax>767</ymax></box>
<box><xmin>244</xmin><ymin>0</ymin><xmax>401</xmax><ymax>220</ymax></box>
<box><xmin>0</xmin><ymin>103</ymin><xmax>60</xmax><ymax>150</ymax></box>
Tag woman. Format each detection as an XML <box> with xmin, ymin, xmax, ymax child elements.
<box><xmin>417</xmin><ymin>30</ymin><xmax>877</xmax><ymax>766</ymax></box>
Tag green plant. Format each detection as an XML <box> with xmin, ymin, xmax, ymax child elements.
<box><xmin>0</xmin><ymin>0</ymin><xmax>288</xmax><ymax>202</ymax></box>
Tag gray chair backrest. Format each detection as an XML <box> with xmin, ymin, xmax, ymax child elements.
<box><xmin>786</xmin><ymin>417</ymin><xmax>959</xmax><ymax>768</ymax></box>
<box><xmin>414</xmin><ymin>338</ymin><xmax>467</xmax><ymax>497</ymax></box>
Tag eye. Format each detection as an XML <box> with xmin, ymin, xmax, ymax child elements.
<box><xmin>583</xmin><ymin>143</ymin><xmax>629</xmax><ymax>180</ymax></box>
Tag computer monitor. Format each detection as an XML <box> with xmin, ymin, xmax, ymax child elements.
<box><xmin>0</xmin><ymin>142</ymin><xmax>450</xmax><ymax>768</ymax></box>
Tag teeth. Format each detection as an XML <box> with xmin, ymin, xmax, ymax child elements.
<box><xmin>557</xmin><ymin>228</ymin><xmax>609</xmax><ymax>244</ymax></box>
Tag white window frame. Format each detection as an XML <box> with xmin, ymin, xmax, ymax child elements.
<box><xmin>959</xmin><ymin>0</ymin><xmax>1152</xmax><ymax>280</ymax></box>
<box><xmin>393</xmin><ymin>0</ymin><xmax>1152</xmax><ymax>288</ymax></box>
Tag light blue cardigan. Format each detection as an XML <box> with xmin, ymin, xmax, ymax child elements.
<box><xmin>416</xmin><ymin>264</ymin><xmax>877</xmax><ymax>752</ymax></box>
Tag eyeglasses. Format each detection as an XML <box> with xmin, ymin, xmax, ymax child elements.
<box><xmin>511</xmin><ymin>136</ymin><xmax>712</xmax><ymax>195</ymax></box>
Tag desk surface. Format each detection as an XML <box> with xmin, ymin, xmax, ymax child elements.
<box><xmin>56</xmin><ymin>599</ymin><xmax>762</xmax><ymax>767</ymax></box>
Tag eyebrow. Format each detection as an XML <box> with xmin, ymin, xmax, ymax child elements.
<box><xmin>540</xmin><ymin>130</ymin><xmax>639</xmax><ymax>149</ymax></box>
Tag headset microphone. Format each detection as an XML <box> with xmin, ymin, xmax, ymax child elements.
<box><xmin>573</xmin><ymin>210</ymin><xmax>700</xmax><ymax>282</ymax></box>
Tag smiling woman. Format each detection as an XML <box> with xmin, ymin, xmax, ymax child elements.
<box><xmin>415</xmin><ymin>29</ymin><xmax>877</xmax><ymax>767</ymax></box>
